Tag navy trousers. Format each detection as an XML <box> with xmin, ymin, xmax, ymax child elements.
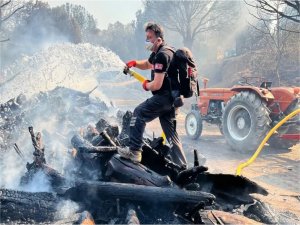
<box><xmin>128</xmin><ymin>92</ymin><xmax>187</xmax><ymax>166</ymax></box>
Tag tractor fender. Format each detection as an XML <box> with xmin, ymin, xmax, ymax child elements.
<box><xmin>230</xmin><ymin>86</ymin><xmax>274</xmax><ymax>101</ymax></box>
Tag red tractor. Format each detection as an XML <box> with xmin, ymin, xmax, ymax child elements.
<box><xmin>185</xmin><ymin>77</ymin><xmax>300</xmax><ymax>151</ymax></box>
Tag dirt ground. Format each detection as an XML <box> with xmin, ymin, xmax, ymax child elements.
<box><xmin>102</xmin><ymin>80</ymin><xmax>300</xmax><ymax>222</ymax></box>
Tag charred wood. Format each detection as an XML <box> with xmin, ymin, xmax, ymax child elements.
<box><xmin>196</xmin><ymin>173</ymin><xmax>268</xmax><ymax>209</ymax></box>
<box><xmin>0</xmin><ymin>189</ymin><xmax>58</xmax><ymax>223</ymax></box>
<box><xmin>176</xmin><ymin>166</ymin><xmax>208</xmax><ymax>187</ymax></box>
<box><xmin>65</xmin><ymin>180</ymin><xmax>215</xmax><ymax>206</ymax></box>
<box><xmin>28</xmin><ymin>126</ymin><xmax>46</xmax><ymax>164</ymax></box>
<box><xmin>71</xmin><ymin>134</ymin><xmax>118</xmax><ymax>153</ymax></box>
<box><xmin>105</xmin><ymin>155</ymin><xmax>173</xmax><ymax>187</ymax></box>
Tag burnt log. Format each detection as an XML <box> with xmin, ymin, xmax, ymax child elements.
<box><xmin>65</xmin><ymin>180</ymin><xmax>215</xmax><ymax>206</ymax></box>
<box><xmin>118</xmin><ymin>111</ymin><xmax>132</xmax><ymax>146</ymax></box>
<box><xmin>196</xmin><ymin>173</ymin><xmax>268</xmax><ymax>209</ymax></box>
<box><xmin>105</xmin><ymin>155</ymin><xmax>173</xmax><ymax>187</ymax></box>
<box><xmin>100</xmin><ymin>129</ymin><xmax>119</xmax><ymax>147</ymax></box>
<box><xmin>28</xmin><ymin>126</ymin><xmax>46</xmax><ymax>164</ymax></box>
<box><xmin>21</xmin><ymin>127</ymin><xmax>65</xmax><ymax>189</ymax></box>
<box><xmin>78</xmin><ymin>146</ymin><xmax>119</xmax><ymax>153</ymax></box>
<box><xmin>0</xmin><ymin>189</ymin><xmax>58</xmax><ymax>223</ymax></box>
<box><xmin>71</xmin><ymin>134</ymin><xmax>118</xmax><ymax>153</ymax></box>
<box><xmin>141</xmin><ymin>143</ymin><xmax>183</xmax><ymax>181</ymax></box>
<box><xmin>176</xmin><ymin>166</ymin><xmax>208</xmax><ymax>186</ymax></box>
<box><xmin>243</xmin><ymin>199</ymin><xmax>279</xmax><ymax>224</ymax></box>
<box><xmin>21</xmin><ymin>163</ymin><xmax>65</xmax><ymax>189</ymax></box>
<box><xmin>95</xmin><ymin>119</ymin><xmax>119</xmax><ymax>138</ymax></box>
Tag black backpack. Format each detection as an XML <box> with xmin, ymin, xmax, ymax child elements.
<box><xmin>164</xmin><ymin>47</ymin><xmax>199</xmax><ymax>98</ymax></box>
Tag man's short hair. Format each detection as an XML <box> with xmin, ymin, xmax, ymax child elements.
<box><xmin>145</xmin><ymin>22</ymin><xmax>164</xmax><ymax>40</ymax></box>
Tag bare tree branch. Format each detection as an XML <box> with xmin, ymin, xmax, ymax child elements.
<box><xmin>284</xmin><ymin>0</ymin><xmax>300</xmax><ymax>13</ymax></box>
<box><xmin>1</xmin><ymin>5</ymin><xmax>25</xmax><ymax>23</ymax></box>
<box><xmin>0</xmin><ymin>38</ymin><xmax>9</xmax><ymax>42</ymax></box>
<box><xmin>0</xmin><ymin>0</ymin><xmax>11</xmax><ymax>8</ymax></box>
<box><xmin>245</xmin><ymin>0</ymin><xmax>298</xmax><ymax>85</ymax></box>
<box><xmin>144</xmin><ymin>0</ymin><xmax>236</xmax><ymax>48</ymax></box>
<box><xmin>246</xmin><ymin>0</ymin><xmax>300</xmax><ymax>23</ymax></box>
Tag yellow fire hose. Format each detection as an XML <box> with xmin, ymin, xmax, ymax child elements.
<box><xmin>161</xmin><ymin>132</ymin><xmax>166</xmax><ymax>144</ymax></box>
<box><xmin>236</xmin><ymin>109</ymin><xmax>300</xmax><ymax>176</ymax></box>
<box><xmin>126</xmin><ymin>69</ymin><xmax>147</xmax><ymax>83</ymax></box>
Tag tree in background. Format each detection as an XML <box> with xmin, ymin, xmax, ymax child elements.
<box><xmin>0</xmin><ymin>0</ymin><xmax>25</xmax><ymax>42</ymax></box>
<box><xmin>0</xmin><ymin>1</ymin><xmax>101</xmax><ymax>67</ymax></box>
<box><xmin>97</xmin><ymin>21</ymin><xmax>136</xmax><ymax>61</ymax></box>
<box><xmin>142</xmin><ymin>0</ymin><xmax>239</xmax><ymax>49</ymax></box>
<box><xmin>245</xmin><ymin>0</ymin><xmax>300</xmax><ymax>85</ymax></box>
<box><xmin>61</xmin><ymin>3</ymin><xmax>98</xmax><ymax>43</ymax></box>
<box><xmin>134</xmin><ymin>9</ymin><xmax>153</xmax><ymax>58</ymax></box>
<box><xmin>246</xmin><ymin>0</ymin><xmax>300</xmax><ymax>24</ymax></box>
<box><xmin>1</xmin><ymin>1</ymin><xmax>82</xmax><ymax>64</ymax></box>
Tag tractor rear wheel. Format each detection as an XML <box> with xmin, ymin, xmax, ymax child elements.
<box><xmin>185</xmin><ymin>110</ymin><xmax>203</xmax><ymax>140</ymax></box>
<box><xmin>218</xmin><ymin>123</ymin><xmax>224</xmax><ymax>135</ymax></box>
<box><xmin>222</xmin><ymin>91</ymin><xmax>271</xmax><ymax>152</ymax></box>
<box><xmin>268</xmin><ymin>100</ymin><xmax>300</xmax><ymax>149</ymax></box>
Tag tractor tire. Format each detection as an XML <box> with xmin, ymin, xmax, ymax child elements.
<box><xmin>218</xmin><ymin>123</ymin><xmax>224</xmax><ymax>135</ymax></box>
<box><xmin>185</xmin><ymin>110</ymin><xmax>203</xmax><ymax>140</ymax></box>
<box><xmin>268</xmin><ymin>100</ymin><xmax>300</xmax><ymax>149</ymax></box>
<box><xmin>222</xmin><ymin>91</ymin><xmax>271</xmax><ymax>152</ymax></box>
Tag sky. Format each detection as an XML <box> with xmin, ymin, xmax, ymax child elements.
<box><xmin>46</xmin><ymin>0</ymin><xmax>144</xmax><ymax>29</ymax></box>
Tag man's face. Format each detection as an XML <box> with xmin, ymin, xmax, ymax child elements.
<box><xmin>145</xmin><ymin>30</ymin><xmax>160</xmax><ymax>52</ymax></box>
<box><xmin>146</xmin><ymin>30</ymin><xmax>156</xmax><ymax>43</ymax></box>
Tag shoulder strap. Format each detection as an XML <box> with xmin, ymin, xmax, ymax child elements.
<box><xmin>160</xmin><ymin>45</ymin><xmax>175</xmax><ymax>54</ymax></box>
<box><xmin>156</xmin><ymin>45</ymin><xmax>176</xmax><ymax>98</ymax></box>
<box><xmin>155</xmin><ymin>45</ymin><xmax>175</xmax><ymax>74</ymax></box>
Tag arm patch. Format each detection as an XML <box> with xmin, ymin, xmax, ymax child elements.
<box><xmin>154</xmin><ymin>63</ymin><xmax>163</xmax><ymax>70</ymax></box>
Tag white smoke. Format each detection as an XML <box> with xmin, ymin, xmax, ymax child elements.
<box><xmin>0</xmin><ymin>42</ymin><xmax>129</xmax><ymax>191</ymax></box>
<box><xmin>0</xmin><ymin>42</ymin><xmax>126</xmax><ymax>103</ymax></box>
<box><xmin>55</xmin><ymin>200</ymin><xmax>80</xmax><ymax>220</ymax></box>
<box><xmin>0</xmin><ymin>134</ymin><xmax>33</xmax><ymax>190</ymax></box>
<box><xmin>20</xmin><ymin>170</ymin><xmax>53</xmax><ymax>192</ymax></box>
<box><xmin>0</xmin><ymin>149</ymin><xmax>26</xmax><ymax>189</ymax></box>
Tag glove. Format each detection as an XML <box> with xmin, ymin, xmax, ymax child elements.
<box><xmin>142</xmin><ymin>80</ymin><xmax>150</xmax><ymax>91</ymax></box>
<box><xmin>126</xmin><ymin>60</ymin><xmax>137</xmax><ymax>68</ymax></box>
<box><xmin>188</xmin><ymin>67</ymin><xmax>193</xmax><ymax>77</ymax></box>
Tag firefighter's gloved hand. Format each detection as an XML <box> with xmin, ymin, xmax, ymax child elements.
<box><xmin>142</xmin><ymin>80</ymin><xmax>150</xmax><ymax>91</ymax></box>
<box><xmin>126</xmin><ymin>60</ymin><xmax>137</xmax><ymax>68</ymax></box>
<box><xmin>123</xmin><ymin>60</ymin><xmax>137</xmax><ymax>75</ymax></box>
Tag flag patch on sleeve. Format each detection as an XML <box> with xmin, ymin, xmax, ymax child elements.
<box><xmin>154</xmin><ymin>63</ymin><xmax>163</xmax><ymax>70</ymax></box>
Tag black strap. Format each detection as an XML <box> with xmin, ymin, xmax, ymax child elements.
<box><xmin>156</xmin><ymin>46</ymin><xmax>175</xmax><ymax>100</ymax></box>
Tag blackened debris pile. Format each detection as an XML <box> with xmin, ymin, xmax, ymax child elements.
<box><xmin>0</xmin><ymin>88</ymin><xmax>280</xmax><ymax>224</ymax></box>
<box><xmin>0</xmin><ymin>86</ymin><xmax>113</xmax><ymax>151</ymax></box>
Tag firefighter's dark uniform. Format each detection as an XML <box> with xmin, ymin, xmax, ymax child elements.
<box><xmin>128</xmin><ymin>44</ymin><xmax>187</xmax><ymax>166</ymax></box>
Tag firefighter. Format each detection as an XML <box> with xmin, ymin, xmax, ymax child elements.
<box><xmin>118</xmin><ymin>22</ymin><xmax>187</xmax><ymax>166</ymax></box>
